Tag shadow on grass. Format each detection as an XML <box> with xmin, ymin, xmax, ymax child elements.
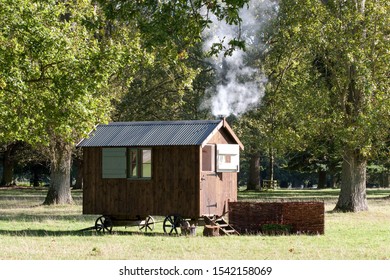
<box><xmin>0</xmin><ymin>213</ymin><xmax>91</xmax><ymax>222</ymax></box>
<box><xmin>0</xmin><ymin>228</ymin><xmax>177</xmax><ymax>237</ymax></box>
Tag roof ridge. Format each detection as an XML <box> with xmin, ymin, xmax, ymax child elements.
<box><xmin>76</xmin><ymin>119</ymin><xmax>244</xmax><ymax>148</ymax></box>
<box><xmin>106</xmin><ymin>120</ymin><xmax>221</xmax><ymax>126</ymax></box>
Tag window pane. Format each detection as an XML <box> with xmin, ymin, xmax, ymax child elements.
<box><xmin>216</xmin><ymin>144</ymin><xmax>240</xmax><ymax>172</ymax></box>
<box><xmin>202</xmin><ymin>144</ymin><xmax>215</xmax><ymax>171</ymax></box>
<box><xmin>102</xmin><ymin>148</ymin><xmax>127</xmax><ymax>178</ymax></box>
<box><xmin>141</xmin><ymin>149</ymin><xmax>152</xmax><ymax>178</ymax></box>
<box><xmin>129</xmin><ymin>149</ymin><xmax>138</xmax><ymax>177</ymax></box>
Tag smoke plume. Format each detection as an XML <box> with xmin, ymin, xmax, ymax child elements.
<box><xmin>202</xmin><ymin>0</ymin><xmax>277</xmax><ymax>117</ymax></box>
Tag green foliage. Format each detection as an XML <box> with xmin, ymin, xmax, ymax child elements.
<box><xmin>105</xmin><ymin>0</ymin><xmax>249</xmax><ymax>121</ymax></box>
<box><xmin>1</xmin><ymin>0</ymin><xmax>250</xmax><ymax>142</ymax></box>
<box><xmin>97</xmin><ymin>0</ymin><xmax>248</xmax><ymax>56</ymax></box>
<box><xmin>0</xmin><ymin>0</ymin><xmax>126</xmax><ymax>147</ymax></box>
<box><xmin>255</xmin><ymin>0</ymin><xmax>389</xmax><ymax>211</ymax></box>
<box><xmin>264</xmin><ymin>0</ymin><xmax>390</xmax><ymax>159</ymax></box>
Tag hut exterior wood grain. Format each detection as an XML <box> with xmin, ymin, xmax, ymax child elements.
<box><xmin>79</xmin><ymin>119</ymin><xmax>243</xmax><ymax>220</ymax></box>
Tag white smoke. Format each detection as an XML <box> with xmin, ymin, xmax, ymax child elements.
<box><xmin>202</xmin><ymin>0</ymin><xmax>277</xmax><ymax>117</ymax></box>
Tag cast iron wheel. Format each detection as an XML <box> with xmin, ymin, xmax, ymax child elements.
<box><xmin>163</xmin><ymin>214</ymin><xmax>182</xmax><ymax>235</ymax></box>
<box><xmin>138</xmin><ymin>215</ymin><xmax>155</xmax><ymax>232</ymax></box>
<box><xmin>95</xmin><ymin>215</ymin><xmax>113</xmax><ymax>234</ymax></box>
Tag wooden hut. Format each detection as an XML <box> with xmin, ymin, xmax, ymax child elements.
<box><xmin>77</xmin><ymin>119</ymin><xmax>243</xmax><ymax>232</ymax></box>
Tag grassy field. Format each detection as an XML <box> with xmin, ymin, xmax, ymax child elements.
<box><xmin>0</xmin><ymin>187</ymin><xmax>389</xmax><ymax>260</ymax></box>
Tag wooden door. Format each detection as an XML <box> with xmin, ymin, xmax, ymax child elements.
<box><xmin>200</xmin><ymin>172</ymin><xmax>219</xmax><ymax>216</ymax></box>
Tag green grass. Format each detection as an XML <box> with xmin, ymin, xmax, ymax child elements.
<box><xmin>238</xmin><ymin>187</ymin><xmax>390</xmax><ymax>201</ymax></box>
<box><xmin>0</xmin><ymin>187</ymin><xmax>390</xmax><ymax>260</ymax></box>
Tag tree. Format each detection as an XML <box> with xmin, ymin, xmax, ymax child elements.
<box><xmin>1</xmin><ymin>0</ymin><xmax>249</xmax><ymax>204</ymax></box>
<box><xmin>0</xmin><ymin>142</ymin><xmax>21</xmax><ymax>186</ymax></box>
<box><xmin>102</xmin><ymin>0</ymin><xmax>251</xmax><ymax>121</ymax></box>
<box><xmin>0</xmin><ymin>0</ymin><xmax>124</xmax><ymax>203</ymax></box>
<box><xmin>263</xmin><ymin>0</ymin><xmax>389</xmax><ymax>211</ymax></box>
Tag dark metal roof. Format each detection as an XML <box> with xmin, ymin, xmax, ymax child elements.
<box><xmin>77</xmin><ymin>120</ymin><xmax>223</xmax><ymax>147</ymax></box>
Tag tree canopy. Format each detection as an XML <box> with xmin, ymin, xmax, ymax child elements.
<box><xmin>1</xmin><ymin>0</ymin><xmax>387</xmax><ymax>211</ymax></box>
<box><xmin>260</xmin><ymin>0</ymin><xmax>389</xmax><ymax>211</ymax></box>
<box><xmin>0</xmin><ymin>0</ymin><xmax>138</xmax><ymax>203</ymax></box>
<box><xmin>0</xmin><ymin>0</ymin><xmax>249</xmax><ymax>203</ymax></box>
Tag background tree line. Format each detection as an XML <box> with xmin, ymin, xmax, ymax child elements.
<box><xmin>1</xmin><ymin>0</ymin><xmax>389</xmax><ymax>212</ymax></box>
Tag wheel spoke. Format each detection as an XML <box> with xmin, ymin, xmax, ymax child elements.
<box><xmin>95</xmin><ymin>216</ymin><xmax>112</xmax><ymax>234</ymax></box>
<box><xmin>139</xmin><ymin>216</ymin><xmax>154</xmax><ymax>232</ymax></box>
<box><xmin>95</xmin><ymin>216</ymin><xmax>104</xmax><ymax>232</ymax></box>
<box><xmin>163</xmin><ymin>214</ymin><xmax>180</xmax><ymax>234</ymax></box>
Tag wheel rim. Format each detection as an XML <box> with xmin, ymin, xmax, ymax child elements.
<box><xmin>163</xmin><ymin>214</ymin><xmax>182</xmax><ymax>234</ymax></box>
<box><xmin>139</xmin><ymin>215</ymin><xmax>155</xmax><ymax>232</ymax></box>
<box><xmin>95</xmin><ymin>216</ymin><xmax>113</xmax><ymax>233</ymax></box>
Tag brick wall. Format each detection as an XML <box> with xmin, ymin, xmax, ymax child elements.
<box><xmin>228</xmin><ymin>201</ymin><xmax>324</xmax><ymax>235</ymax></box>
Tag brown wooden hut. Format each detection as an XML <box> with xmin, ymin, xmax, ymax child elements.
<box><xmin>77</xmin><ymin>119</ymin><xmax>243</xmax><ymax>232</ymax></box>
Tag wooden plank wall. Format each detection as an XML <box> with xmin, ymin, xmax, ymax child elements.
<box><xmin>82</xmin><ymin>126</ymin><xmax>239</xmax><ymax>220</ymax></box>
<box><xmin>82</xmin><ymin>146</ymin><xmax>200</xmax><ymax>219</ymax></box>
<box><xmin>199</xmin><ymin>127</ymin><xmax>238</xmax><ymax>216</ymax></box>
<box><xmin>199</xmin><ymin>172</ymin><xmax>238</xmax><ymax>216</ymax></box>
<box><xmin>83</xmin><ymin>147</ymin><xmax>100</xmax><ymax>214</ymax></box>
<box><xmin>153</xmin><ymin>146</ymin><xmax>200</xmax><ymax>219</ymax></box>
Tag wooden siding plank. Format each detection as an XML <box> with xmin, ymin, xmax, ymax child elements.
<box><xmin>82</xmin><ymin>144</ymin><xmax>233</xmax><ymax>220</ymax></box>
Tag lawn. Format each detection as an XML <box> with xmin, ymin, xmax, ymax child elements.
<box><xmin>0</xmin><ymin>187</ymin><xmax>389</xmax><ymax>260</ymax></box>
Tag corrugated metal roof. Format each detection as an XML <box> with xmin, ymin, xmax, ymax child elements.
<box><xmin>77</xmin><ymin>120</ymin><xmax>223</xmax><ymax>147</ymax></box>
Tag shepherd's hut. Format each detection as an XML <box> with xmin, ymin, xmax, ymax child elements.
<box><xmin>77</xmin><ymin>118</ymin><xmax>243</xmax><ymax>233</ymax></box>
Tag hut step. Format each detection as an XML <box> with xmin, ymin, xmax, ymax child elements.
<box><xmin>203</xmin><ymin>215</ymin><xmax>240</xmax><ymax>236</ymax></box>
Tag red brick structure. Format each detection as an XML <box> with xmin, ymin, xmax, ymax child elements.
<box><xmin>228</xmin><ymin>201</ymin><xmax>324</xmax><ymax>235</ymax></box>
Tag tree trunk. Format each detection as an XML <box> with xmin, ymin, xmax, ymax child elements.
<box><xmin>318</xmin><ymin>170</ymin><xmax>327</xmax><ymax>189</ymax></box>
<box><xmin>327</xmin><ymin>163</ymin><xmax>339</xmax><ymax>188</ymax></box>
<box><xmin>382</xmin><ymin>169</ymin><xmax>389</xmax><ymax>188</ymax></box>
<box><xmin>334</xmin><ymin>4</ymin><xmax>368</xmax><ymax>211</ymax></box>
<box><xmin>269</xmin><ymin>148</ymin><xmax>274</xmax><ymax>182</ymax></box>
<box><xmin>1</xmin><ymin>143</ymin><xmax>16</xmax><ymax>186</ymax></box>
<box><xmin>328</xmin><ymin>172</ymin><xmax>337</xmax><ymax>188</ymax></box>
<box><xmin>334</xmin><ymin>149</ymin><xmax>368</xmax><ymax>212</ymax></box>
<box><xmin>31</xmin><ymin>165</ymin><xmax>41</xmax><ymax>187</ymax></box>
<box><xmin>246</xmin><ymin>153</ymin><xmax>260</xmax><ymax>190</ymax></box>
<box><xmin>73</xmin><ymin>157</ymin><xmax>83</xmax><ymax>190</ymax></box>
<box><xmin>1</xmin><ymin>150</ymin><xmax>14</xmax><ymax>186</ymax></box>
<box><xmin>43</xmin><ymin>142</ymin><xmax>73</xmax><ymax>205</ymax></box>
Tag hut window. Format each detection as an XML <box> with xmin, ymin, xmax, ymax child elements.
<box><xmin>127</xmin><ymin>148</ymin><xmax>152</xmax><ymax>179</ymax></box>
<box><xmin>216</xmin><ymin>144</ymin><xmax>240</xmax><ymax>172</ymax></box>
<box><xmin>202</xmin><ymin>144</ymin><xmax>215</xmax><ymax>172</ymax></box>
<box><xmin>141</xmin><ymin>149</ymin><xmax>152</xmax><ymax>178</ymax></box>
<box><xmin>128</xmin><ymin>149</ymin><xmax>138</xmax><ymax>177</ymax></box>
<box><xmin>102</xmin><ymin>148</ymin><xmax>127</xmax><ymax>178</ymax></box>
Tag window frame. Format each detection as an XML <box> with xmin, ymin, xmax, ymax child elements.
<box><xmin>216</xmin><ymin>144</ymin><xmax>240</xmax><ymax>173</ymax></box>
<box><xmin>202</xmin><ymin>144</ymin><xmax>216</xmax><ymax>172</ymax></box>
<box><xmin>101</xmin><ymin>147</ymin><xmax>152</xmax><ymax>180</ymax></box>
<box><xmin>127</xmin><ymin>147</ymin><xmax>152</xmax><ymax>180</ymax></box>
<box><xmin>102</xmin><ymin>147</ymin><xmax>127</xmax><ymax>179</ymax></box>
<box><xmin>128</xmin><ymin>148</ymin><xmax>139</xmax><ymax>178</ymax></box>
